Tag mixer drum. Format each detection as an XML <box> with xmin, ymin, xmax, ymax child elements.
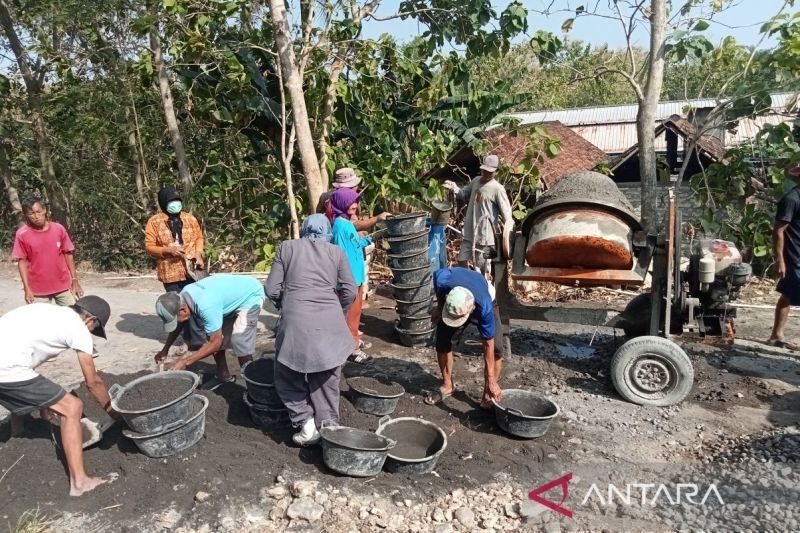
<box><xmin>523</xmin><ymin>171</ymin><xmax>642</xmax><ymax>270</ymax></box>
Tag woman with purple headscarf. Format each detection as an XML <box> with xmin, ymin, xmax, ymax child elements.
<box><xmin>329</xmin><ymin>188</ymin><xmax>374</xmax><ymax>364</ymax></box>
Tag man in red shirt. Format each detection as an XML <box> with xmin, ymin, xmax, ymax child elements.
<box><xmin>12</xmin><ymin>197</ymin><xmax>83</xmax><ymax>306</ymax></box>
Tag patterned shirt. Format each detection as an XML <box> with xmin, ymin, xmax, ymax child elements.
<box><xmin>144</xmin><ymin>212</ymin><xmax>204</xmax><ymax>283</ymax></box>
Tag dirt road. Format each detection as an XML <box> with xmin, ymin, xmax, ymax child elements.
<box><xmin>0</xmin><ymin>263</ymin><xmax>798</xmax><ymax>532</ymax></box>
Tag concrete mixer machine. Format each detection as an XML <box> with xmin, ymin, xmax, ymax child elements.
<box><xmin>493</xmin><ymin>171</ymin><xmax>752</xmax><ymax>407</ymax></box>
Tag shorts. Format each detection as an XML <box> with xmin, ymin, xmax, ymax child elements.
<box><xmin>0</xmin><ymin>375</ymin><xmax>66</xmax><ymax>416</ymax></box>
<box><xmin>435</xmin><ymin>303</ymin><xmax>504</xmax><ymax>357</ymax></box>
<box><xmin>777</xmin><ymin>266</ymin><xmax>800</xmax><ymax>306</ymax></box>
<box><xmin>221</xmin><ymin>307</ymin><xmax>260</xmax><ymax>357</ymax></box>
<box><xmin>34</xmin><ymin>289</ymin><xmax>77</xmax><ymax>306</ymax></box>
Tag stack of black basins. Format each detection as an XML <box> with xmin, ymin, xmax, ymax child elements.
<box><xmin>385</xmin><ymin>212</ymin><xmax>436</xmax><ymax>347</ymax></box>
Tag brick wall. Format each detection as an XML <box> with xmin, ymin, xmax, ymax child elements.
<box><xmin>616</xmin><ymin>182</ymin><xmax>703</xmax><ymax>226</ymax></box>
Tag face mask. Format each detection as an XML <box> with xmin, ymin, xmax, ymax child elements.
<box><xmin>166</xmin><ymin>200</ymin><xmax>182</xmax><ymax>214</ymax></box>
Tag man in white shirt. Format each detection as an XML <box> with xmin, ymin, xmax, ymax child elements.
<box><xmin>0</xmin><ymin>295</ymin><xmax>118</xmax><ymax>496</ymax></box>
<box><xmin>444</xmin><ymin>154</ymin><xmax>514</xmax><ymax>274</ymax></box>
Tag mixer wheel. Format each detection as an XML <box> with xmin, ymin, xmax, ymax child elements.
<box><xmin>610</xmin><ymin>336</ymin><xmax>694</xmax><ymax>407</ymax></box>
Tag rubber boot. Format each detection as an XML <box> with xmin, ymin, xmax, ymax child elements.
<box><xmin>292</xmin><ymin>418</ymin><xmax>320</xmax><ymax>447</ymax></box>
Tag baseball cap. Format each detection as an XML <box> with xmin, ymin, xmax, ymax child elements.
<box><xmin>155</xmin><ymin>292</ymin><xmax>183</xmax><ymax>332</ymax></box>
<box><xmin>442</xmin><ymin>287</ymin><xmax>476</xmax><ymax>328</ymax></box>
<box><xmin>333</xmin><ymin>167</ymin><xmax>361</xmax><ymax>188</ymax></box>
<box><xmin>75</xmin><ymin>295</ymin><xmax>111</xmax><ymax>339</ymax></box>
<box><xmin>789</xmin><ymin>166</ymin><xmax>800</xmax><ymax>177</ymax></box>
<box><xmin>480</xmin><ymin>154</ymin><xmax>500</xmax><ymax>172</ymax></box>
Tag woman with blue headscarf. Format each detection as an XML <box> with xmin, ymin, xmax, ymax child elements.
<box><xmin>265</xmin><ymin>214</ymin><xmax>357</xmax><ymax>446</ymax></box>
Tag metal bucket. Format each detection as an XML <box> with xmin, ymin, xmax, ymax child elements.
<box><xmin>387</xmin><ymin>249</ymin><xmax>430</xmax><ymax>269</ymax></box>
<box><xmin>122</xmin><ymin>394</ymin><xmax>208</xmax><ymax>458</ymax></box>
<box><xmin>242</xmin><ymin>356</ymin><xmax>283</xmax><ymax>408</ymax></box>
<box><xmin>492</xmin><ymin>389</ymin><xmax>560</xmax><ymax>439</ymax></box>
<box><xmin>347</xmin><ymin>376</ymin><xmax>405</xmax><ymax>416</ymax></box>
<box><xmin>319</xmin><ymin>425</ymin><xmax>396</xmax><ymax>477</ymax></box>
<box><xmin>395</xmin><ymin>323</ymin><xmax>436</xmax><ymax>347</ymax></box>
<box><xmin>376</xmin><ymin>416</ymin><xmax>447</xmax><ymax>475</ymax></box>
<box><xmin>242</xmin><ymin>393</ymin><xmax>289</xmax><ymax>428</ymax></box>
<box><xmin>109</xmin><ymin>371</ymin><xmax>200</xmax><ymax>434</ymax></box>
<box><xmin>391</xmin><ymin>281</ymin><xmax>432</xmax><ymax>302</ymax></box>
<box><xmin>392</xmin><ymin>264</ymin><xmax>432</xmax><ymax>286</ymax></box>
<box><xmin>398</xmin><ymin>315</ymin><xmax>433</xmax><ymax>332</ymax></box>
<box><xmin>430</xmin><ymin>201</ymin><xmax>453</xmax><ymax>226</ymax></box>
<box><xmin>395</xmin><ymin>297</ymin><xmax>434</xmax><ymax>317</ymax></box>
<box><xmin>387</xmin><ymin>229</ymin><xmax>429</xmax><ymax>255</ymax></box>
<box><xmin>385</xmin><ymin>212</ymin><xmax>428</xmax><ymax>237</ymax></box>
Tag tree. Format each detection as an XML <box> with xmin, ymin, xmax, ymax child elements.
<box><xmin>148</xmin><ymin>1</ymin><xmax>192</xmax><ymax>194</ymax></box>
<box><xmin>0</xmin><ymin>0</ymin><xmax>66</xmax><ymax>223</ymax></box>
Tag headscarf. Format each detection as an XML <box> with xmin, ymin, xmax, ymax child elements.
<box><xmin>300</xmin><ymin>214</ymin><xmax>332</xmax><ymax>242</ymax></box>
<box><xmin>157</xmin><ymin>186</ymin><xmax>184</xmax><ymax>245</ymax></box>
<box><xmin>328</xmin><ymin>188</ymin><xmax>361</xmax><ymax>224</ymax></box>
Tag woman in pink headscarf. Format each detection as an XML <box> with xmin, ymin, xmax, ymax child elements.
<box><xmin>329</xmin><ymin>188</ymin><xmax>374</xmax><ymax>364</ymax></box>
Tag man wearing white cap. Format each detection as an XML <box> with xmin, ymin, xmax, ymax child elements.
<box><xmin>315</xmin><ymin>167</ymin><xmax>390</xmax><ymax>231</ymax></box>
<box><xmin>444</xmin><ymin>154</ymin><xmax>514</xmax><ymax>272</ymax></box>
<box><xmin>425</xmin><ymin>267</ymin><xmax>503</xmax><ymax>408</ymax></box>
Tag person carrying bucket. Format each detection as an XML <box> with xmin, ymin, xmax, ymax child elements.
<box><xmin>443</xmin><ymin>154</ymin><xmax>513</xmax><ymax>276</ymax></box>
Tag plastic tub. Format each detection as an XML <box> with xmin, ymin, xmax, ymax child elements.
<box><xmin>398</xmin><ymin>315</ymin><xmax>433</xmax><ymax>332</ymax></box>
<box><xmin>385</xmin><ymin>212</ymin><xmax>427</xmax><ymax>237</ymax></box>
<box><xmin>492</xmin><ymin>389</ymin><xmax>560</xmax><ymax>439</ymax></box>
<box><xmin>395</xmin><ymin>297</ymin><xmax>434</xmax><ymax>317</ymax></box>
<box><xmin>243</xmin><ymin>393</ymin><xmax>289</xmax><ymax>428</ymax></box>
<box><xmin>109</xmin><ymin>371</ymin><xmax>200</xmax><ymax>434</ymax></box>
<box><xmin>122</xmin><ymin>394</ymin><xmax>208</xmax><ymax>458</ymax></box>
<box><xmin>347</xmin><ymin>376</ymin><xmax>405</xmax><ymax>416</ymax></box>
<box><xmin>376</xmin><ymin>416</ymin><xmax>447</xmax><ymax>474</ymax></box>
<box><xmin>392</xmin><ymin>264</ymin><xmax>432</xmax><ymax>286</ymax></box>
<box><xmin>395</xmin><ymin>323</ymin><xmax>436</xmax><ymax>347</ymax></box>
<box><xmin>391</xmin><ymin>281</ymin><xmax>433</xmax><ymax>302</ymax></box>
<box><xmin>319</xmin><ymin>425</ymin><xmax>395</xmax><ymax>477</ymax></box>
<box><xmin>242</xmin><ymin>356</ymin><xmax>283</xmax><ymax>408</ymax></box>
<box><xmin>387</xmin><ymin>249</ymin><xmax>431</xmax><ymax>269</ymax></box>
<box><xmin>387</xmin><ymin>229</ymin><xmax>429</xmax><ymax>255</ymax></box>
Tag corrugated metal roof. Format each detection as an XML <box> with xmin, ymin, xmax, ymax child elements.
<box><xmin>509</xmin><ymin>92</ymin><xmax>796</xmax><ymax>127</ymax></box>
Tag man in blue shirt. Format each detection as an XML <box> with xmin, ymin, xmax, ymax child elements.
<box><xmin>426</xmin><ymin>267</ymin><xmax>504</xmax><ymax>408</ymax></box>
<box><xmin>155</xmin><ymin>274</ymin><xmax>265</xmax><ymax>390</ymax></box>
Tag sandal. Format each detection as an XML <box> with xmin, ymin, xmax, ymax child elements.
<box><xmin>424</xmin><ymin>387</ymin><xmax>454</xmax><ymax>406</ymax></box>
<box><xmin>765</xmin><ymin>338</ymin><xmax>800</xmax><ymax>351</ymax></box>
<box><xmin>200</xmin><ymin>375</ymin><xmax>236</xmax><ymax>391</ymax></box>
<box><xmin>347</xmin><ymin>350</ymin><xmax>373</xmax><ymax>365</ymax></box>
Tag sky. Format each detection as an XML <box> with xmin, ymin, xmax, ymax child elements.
<box><xmin>360</xmin><ymin>0</ymin><xmax>792</xmax><ymax>49</ymax></box>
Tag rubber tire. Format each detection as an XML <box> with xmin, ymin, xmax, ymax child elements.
<box><xmin>610</xmin><ymin>336</ymin><xmax>694</xmax><ymax>407</ymax></box>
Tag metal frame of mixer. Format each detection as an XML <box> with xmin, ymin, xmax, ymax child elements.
<box><xmin>492</xmin><ymin>189</ymin><xmax>702</xmax><ymax>407</ymax></box>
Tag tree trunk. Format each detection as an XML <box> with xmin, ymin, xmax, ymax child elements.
<box><xmin>126</xmin><ymin>106</ymin><xmax>147</xmax><ymax>206</ymax></box>
<box><xmin>317</xmin><ymin>55</ymin><xmax>346</xmax><ymax>183</ymax></box>
<box><xmin>0</xmin><ymin>141</ymin><xmax>21</xmax><ymax>213</ymax></box>
<box><xmin>636</xmin><ymin>0</ymin><xmax>668</xmax><ymax>233</ymax></box>
<box><xmin>149</xmin><ymin>3</ymin><xmax>192</xmax><ymax>194</ymax></box>
<box><xmin>268</xmin><ymin>0</ymin><xmax>325</xmax><ymax>212</ymax></box>
<box><xmin>0</xmin><ymin>0</ymin><xmax>68</xmax><ymax>224</ymax></box>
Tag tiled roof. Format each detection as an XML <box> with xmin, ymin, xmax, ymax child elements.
<box><xmin>426</xmin><ymin>121</ymin><xmax>608</xmax><ymax>189</ymax></box>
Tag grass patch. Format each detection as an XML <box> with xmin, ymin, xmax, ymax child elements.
<box><xmin>9</xmin><ymin>509</ymin><xmax>58</xmax><ymax>533</ymax></box>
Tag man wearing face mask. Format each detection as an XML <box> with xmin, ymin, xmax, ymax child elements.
<box><xmin>145</xmin><ymin>186</ymin><xmax>205</xmax><ymax>293</ymax></box>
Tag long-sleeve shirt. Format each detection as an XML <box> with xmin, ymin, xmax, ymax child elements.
<box><xmin>144</xmin><ymin>212</ymin><xmax>204</xmax><ymax>283</ymax></box>
<box><xmin>455</xmin><ymin>177</ymin><xmax>514</xmax><ymax>247</ymax></box>
<box><xmin>331</xmin><ymin>217</ymin><xmax>372</xmax><ymax>286</ymax></box>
